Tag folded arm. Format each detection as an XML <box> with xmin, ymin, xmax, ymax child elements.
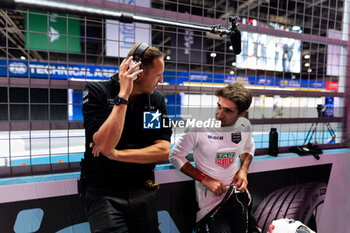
<box><xmin>103</xmin><ymin>139</ymin><xmax>171</xmax><ymax>164</ymax></box>
<box><xmin>93</xmin><ymin>57</ymin><xmax>142</xmax><ymax>155</ymax></box>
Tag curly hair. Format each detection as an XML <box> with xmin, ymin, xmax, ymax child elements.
<box><xmin>215</xmin><ymin>83</ymin><xmax>252</xmax><ymax>114</ymax></box>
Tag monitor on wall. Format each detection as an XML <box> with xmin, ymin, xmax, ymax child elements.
<box><xmin>236</xmin><ymin>31</ymin><xmax>301</xmax><ymax>73</ymax></box>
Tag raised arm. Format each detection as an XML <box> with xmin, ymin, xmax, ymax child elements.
<box><xmin>93</xmin><ymin>57</ymin><xmax>142</xmax><ymax>156</ymax></box>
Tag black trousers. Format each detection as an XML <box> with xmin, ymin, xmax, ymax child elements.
<box><xmin>196</xmin><ymin>191</ymin><xmax>252</xmax><ymax>233</ymax></box>
<box><xmin>84</xmin><ymin>187</ymin><xmax>160</xmax><ymax>233</ymax></box>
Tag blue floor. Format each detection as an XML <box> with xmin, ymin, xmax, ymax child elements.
<box><xmin>10</xmin><ymin>153</ymin><xmax>84</xmax><ymax>166</ymax></box>
<box><xmin>6</xmin><ymin>130</ymin><xmax>338</xmax><ymax>167</ymax></box>
<box><xmin>252</xmin><ymin>130</ymin><xmax>337</xmax><ymax>148</ymax></box>
<box><xmin>2</xmin><ymin>148</ymin><xmax>350</xmax><ymax>186</ymax></box>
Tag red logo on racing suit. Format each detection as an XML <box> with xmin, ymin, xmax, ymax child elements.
<box><xmin>215</xmin><ymin>153</ymin><xmax>235</xmax><ymax>168</ymax></box>
<box><xmin>267</xmin><ymin>224</ymin><xmax>275</xmax><ymax>233</ymax></box>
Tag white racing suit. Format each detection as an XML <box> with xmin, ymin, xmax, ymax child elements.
<box><xmin>170</xmin><ymin>118</ymin><xmax>257</xmax><ymax>232</ymax></box>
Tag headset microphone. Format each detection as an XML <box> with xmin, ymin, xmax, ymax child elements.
<box><xmin>230</xmin><ymin>28</ymin><xmax>241</xmax><ymax>55</ymax></box>
<box><xmin>228</xmin><ymin>17</ymin><xmax>241</xmax><ymax>55</ymax></box>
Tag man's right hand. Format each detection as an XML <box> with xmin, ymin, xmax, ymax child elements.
<box><xmin>118</xmin><ymin>56</ymin><xmax>143</xmax><ymax>99</ymax></box>
<box><xmin>177</xmin><ymin>162</ymin><xmax>226</xmax><ymax>196</ymax></box>
<box><xmin>202</xmin><ymin>176</ymin><xmax>226</xmax><ymax>196</ymax></box>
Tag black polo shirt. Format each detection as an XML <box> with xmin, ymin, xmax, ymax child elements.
<box><xmin>82</xmin><ymin>74</ymin><xmax>172</xmax><ymax>190</ymax></box>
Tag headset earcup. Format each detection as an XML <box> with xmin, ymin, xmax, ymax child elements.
<box><xmin>128</xmin><ymin>60</ymin><xmax>141</xmax><ymax>80</ymax></box>
<box><xmin>133</xmin><ymin>72</ymin><xmax>140</xmax><ymax>81</ymax></box>
<box><xmin>129</xmin><ymin>42</ymin><xmax>148</xmax><ymax>81</ymax></box>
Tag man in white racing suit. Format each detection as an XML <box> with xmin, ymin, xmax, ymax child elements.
<box><xmin>170</xmin><ymin>83</ymin><xmax>259</xmax><ymax>233</ymax></box>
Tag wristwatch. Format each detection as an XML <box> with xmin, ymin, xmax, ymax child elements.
<box><xmin>114</xmin><ymin>96</ymin><xmax>128</xmax><ymax>106</ymax></box>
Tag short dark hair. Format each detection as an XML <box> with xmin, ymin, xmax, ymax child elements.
<box><xmin>127</xmin><ymin>43</ymin><xmax>163</xmax><ymax>70</ymax></box>
<box><xmin>215</xmin><ymin>83</ymin><xmax>252</xmax><ymax>114</ymax></box>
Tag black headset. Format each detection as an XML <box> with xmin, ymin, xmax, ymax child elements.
<box><xmin>129</xmin><ymin>42</ymin><xmax>150</xmax><ymax>80</ymax></box>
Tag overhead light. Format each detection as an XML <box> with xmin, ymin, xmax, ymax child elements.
<box><xmin>20</xmin><ymin>56</ymin><xmax>26</xmax><ymax>60</ymax></box>
<box><xmin>210</xmin><ymin>52</ymin><xmax>217</xmax><ymax>58</ymax></box>
<box><xmin>229</xmin><ymin>70</ymin><xmax>235</xmax><ymax>75</ymax></box>
<box><xmin>165</xmin><ymin>55</ymin><xmax>171</xmax><ymax>60</ymax></box>
<box><xmin>231</xmin><ymin>62</ymin><xmax>236</xmax><ymax>66</ymax></box>
<box><xmin>229</xmin><ymin>45</ymin><xmax>233</xmax><ymax>50</ymax></box>
<box><xmin>304</xmin><ymin>54</ymin><xmax>310</xmax><ymax>59</ymax></box>
<box><xmin>304</xmin><ymin>63</ymin><xmax>310</xmax><ymax>67</ymax></box>
<box><xmin>307</xmin><ymin>68</ymin><xmax>312</xmax><ymax>73</ymax></box>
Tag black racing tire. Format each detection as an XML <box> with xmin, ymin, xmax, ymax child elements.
<box><xmin>254</xmin><ymin>182</ymin><xmax>327</xmax><ymax>233</ymax></box>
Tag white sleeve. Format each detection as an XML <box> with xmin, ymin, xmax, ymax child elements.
<box><xmin>242</xmin><ymin>124</ymin><xmax>255</xmax><ymax>157</ymax></box>
<box><xmin>169</xmin><ymin>130</ymin><xmax>197</xmax><ymax>169</ymax></box>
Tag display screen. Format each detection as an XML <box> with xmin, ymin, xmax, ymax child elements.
<box><xmin>237</xmin><ymin>31</ymin><xmax>301</xmax><ymax>73</ymax></box>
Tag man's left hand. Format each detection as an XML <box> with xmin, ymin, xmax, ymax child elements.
<box><xmin>90</xmin><ymin>142</ymin><xmax>118</xmax><ymax>160</ymax></box>
<box><xmin>90</xmin><ymin>142</ymin><xmax>101</xmax><ymax>157</ymax></box>
<box><xmin>231</xmin><ymin>169</ymin><xmax>248</xmax><ymax>192</ymax></box>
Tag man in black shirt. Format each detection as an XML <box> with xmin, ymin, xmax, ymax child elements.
<box><xmin>81</xmin><ymin>42</ymin><xmax>172</xmax><ymax>233</ymax></box>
